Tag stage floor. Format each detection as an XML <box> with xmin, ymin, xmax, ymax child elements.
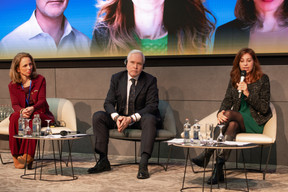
<box><xmin>0</xmin><ymin>150</ymin><xmax>287</xmax><ymax>192</ymax></box>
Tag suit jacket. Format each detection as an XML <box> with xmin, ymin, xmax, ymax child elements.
<box><xmin>104</xmin><ymin>70</ymin><xmax>160</xmax><ymax>118</ymax></box>
<box><xmin>213</xmin><ymin>19</ymin><xmax>250</xmax><ymax>54</ymax></box>
<box><xmin>8</xmin><ymin>74</ymin><xmax>54</xmax><ymax>122</ymax></box>
<box><xmin>218</xmin><ymin>74</ymin><xmax>272</xmax><ymax>125</ymax></box>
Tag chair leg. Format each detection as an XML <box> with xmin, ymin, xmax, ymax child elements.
<box><xmin>259</xmin><ymin>145</ymin><xmax>263</xmax><ymax>171</ymax></box>
<box><xmin>0</xmin><ymin>152</ymin><xmax>13</xmax><ymax>164</ymax></box>
<box><xmin>134</xmin><ymin>141</ymin><xmax>137</xmax><ymax>164</ymax></box>
<box><xmin>88</xmin><ymin>135</ymin><xmax>97</xmax><ymax>162</ymax></box>
<box><xmin>235</xmin><ymin>149</ymin><xmax>238</xmax><ymax>169</ymax></box>
<box><xmin>157</xmin><ymin>142</ymin><xmax>160</xmax><ymax>164</ymax></box>
<box><xmin>0</xmin><ymin>153</ymin><xmax>4</xmax><ymax>164</ymax></box>
<box><xmin>165</xmin><ymin>145</ymin><xmax>172</xmax><ymax>171</ymax></box>
<box><xmin>263</xmin><ymin>144</ymin><xmax>272</xmax><ymax>180</ymax></box>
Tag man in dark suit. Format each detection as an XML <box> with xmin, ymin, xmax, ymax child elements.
<box><xmin>88</xmin><ymin>49</ymin><xmax>160</xmax><ymax>179</ymax></box>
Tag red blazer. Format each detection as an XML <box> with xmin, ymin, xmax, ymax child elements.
<box><xmin>8</xmin><ymin>74</ymin><xmax>54</xmax><ymax>121</ymax></box>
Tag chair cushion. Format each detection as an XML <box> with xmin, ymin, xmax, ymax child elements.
<box><xmin>109</xmin><ymin>128</ymin><xmax>175</xmax><ymax>141</ymax></box>
<box><xmin>236</xmin><ymin>133</ymin><xmax>274</xmax><ymax>144</ymax></box>
<box><xmin>0</xmin><ymin>118</ymin><xmax>10</xmax><ymax>135</ymax></box>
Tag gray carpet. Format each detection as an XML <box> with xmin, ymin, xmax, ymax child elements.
<box><xmin>0</xmin><ymin>151</ymin><xmax>287</xmax><ymax>192</ymax></box>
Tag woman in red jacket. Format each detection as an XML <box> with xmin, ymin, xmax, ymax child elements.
<box><xmin>8</xmin><ymin>52</ymin><xmax>55</xmax><ymax>169</ymax></box>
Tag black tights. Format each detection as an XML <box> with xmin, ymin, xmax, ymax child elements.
<box><xmin>221</xmin><ymin>110</ymin><xmax>246</xmax><ymax>138</ymax></box>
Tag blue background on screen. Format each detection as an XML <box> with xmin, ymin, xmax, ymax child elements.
<box><xmin>0</xmin><ymin>0</ymin><xmax>237</xmax><ymax>42</ymax></box>
<box><xmin>0</xmin><ymin>0</ymin><xmax>97</xmax><ymax>40</ymax></box>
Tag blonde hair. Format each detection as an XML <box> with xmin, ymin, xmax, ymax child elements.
<box><xmin>9</xmin><ymin>52</ymin><xmax>38</xmax><ymax>84</ymax></box>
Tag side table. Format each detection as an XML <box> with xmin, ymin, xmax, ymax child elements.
<box><xmin>171</xmin><ymin>140</ymin><xmax>258</xmax><ymax>192</ymax></box>
<box><xmin>14</xmin><ymin>134</ymin><xmax>88</xmax><ymax>181</ymax></box>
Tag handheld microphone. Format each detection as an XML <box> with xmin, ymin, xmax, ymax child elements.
<box><xmin>238</xmin><ymin>70</ymin><xmax>246</xmax><ymax>98</ymax></box>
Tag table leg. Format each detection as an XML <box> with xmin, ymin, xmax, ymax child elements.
<box><xmin>181</xmin><ymin>148</ymin><xmax>190</xmax><ymax>191</ymax></box>
<box><xmin>241</xmin><ymin>149</ymin><xmax>249</xmax><ymax>192</ymax></box>
<box><xmin>33</xmin><ymin>141</ymin><xmax>41</xmax><ymax>180</ymax></box>
<box><xmin>58</xmin><ymin>140</ymin><xmax>64</xmax><ymax>175</ymax></box>
<box><xmin>210</xmin><ymin>150</ymin><xmax>215</xmax><ymax>191</ymax></box>
<box><xmin>22</xmin><ymin>139</ymin><xmax>29</xmax><ymax>177</ymax></box>
<box><xmin>67</xmin><ymin>140</ymin><xmax>77</xmax><ymax>180</ymax></box>
<box><xmin>52</xmin><ymin>140</ymin><xmax>58</xmax><ymax>175</ymax></box>
<box><xmin>40</xmin><ymin>140</ymin><xmax>46</xmax><ymax>180</ymax></box>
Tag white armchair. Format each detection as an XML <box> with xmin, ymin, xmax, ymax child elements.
<box><xmin>0</xmin><ymin>98</ymin><xmax>77</xmax><ymax>164</ymax></box>
<box><xmin>183</xmin><ymin>102</ymin><xmax>277</xmax><ymax>180</ymax></box>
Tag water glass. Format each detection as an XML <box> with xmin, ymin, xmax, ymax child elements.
<box><xmin>205</xmin><ymin>123</ymin><xmax>214</xmax><ymax>145</ymax></box>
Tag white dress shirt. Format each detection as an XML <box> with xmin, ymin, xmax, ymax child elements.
<box><xmin>0</xmin><ymin>11</ymin><xmax>91</xmax><ymax>58</ymax></box>
<box><xmin>111</xmin><ymin>73</ymin><xmax>141</xmax><ymax>122</ymax></box>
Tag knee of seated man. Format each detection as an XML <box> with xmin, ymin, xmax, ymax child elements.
<box><xmin>92</xmin><ymin>111</ymin><xmax>107</xmax><ymax>122</ymax></box>
<box><xmin>140</xmin><ymin>114</ymin><xmax>157</xmax><ymax>125</ymax></box>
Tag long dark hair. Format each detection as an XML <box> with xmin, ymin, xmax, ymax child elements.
<box><xmin>95</xmin><ymin>0</ymin><xmax>215</xmax><ymax>55</ymax></box>
<box><xmin>235</xmin><ymin>0</ymin><xmax>288</xmax><ymax>28</ymax></box>
<box><xmin>230</xmin><ymin>48</ymin><xmax>263</xmax><ymax>88</ymax></box>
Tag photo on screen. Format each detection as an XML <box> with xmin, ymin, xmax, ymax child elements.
<box><xmin>0</xmin><ymin>0</ymin><xmax>287</xmax><ymax>60</ymax></box>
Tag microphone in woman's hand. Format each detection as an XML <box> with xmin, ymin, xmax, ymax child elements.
<box><xmin>238</xmin><ymin>70</ymin><xmax>246</xmax><ymax>98</ymax></box>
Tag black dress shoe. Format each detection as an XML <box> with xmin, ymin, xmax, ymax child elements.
<box><xmin>137</xmin><ymin>165</ymin><xmax>149</xmax><ymax>179</ymax></box>
<box><xmin>88</xmin><ymin>158</ymin><xmax>111</xmax><ymax>174</ymax></box>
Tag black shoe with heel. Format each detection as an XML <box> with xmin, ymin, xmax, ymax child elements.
<box><xmin>137</xmin><ymin>164</ymin><xmax>149</xmax><ymax>179</ymax></box>
<box><xmin>88</xmin><ymin>157</ymin><xmax>111</xmax><ymax>174</ymax></box>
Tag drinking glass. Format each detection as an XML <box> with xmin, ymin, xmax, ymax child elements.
<box><xmin>216</xmin><ymin>124</ymin><xmax>225</xmax><ymax>142</ymax></box>
<box><xmin>45</xmin><ymin>119</ymin><xmax>52</xmax><ymax>136</ymax></box>
<box><xmin>205</xmin><ymin>123</ymin><xmax>214</xmax><ymax>145</ymax></box>
<box><xmin>24</xmin><ymin>119</ymin><xmax>32</xmax><ymax>137</ymax></box>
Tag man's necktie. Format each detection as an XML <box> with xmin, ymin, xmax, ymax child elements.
<box><xmin>128</xmin><ymin>78</ymin><xmax>136</xmax><ymax>115</ymax></box>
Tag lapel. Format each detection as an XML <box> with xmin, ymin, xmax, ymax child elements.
<box><xmin>119</xmin><ymin>71</ymin><xmax>128</xmax><ymax>105</ymax></box>
<box><xmin>135</xmin><ymin>72</ymin><xmax>145</xmax><ymax>98</ymax></box>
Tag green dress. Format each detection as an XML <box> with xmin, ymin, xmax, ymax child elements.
<box><xmin>135</xmin><ymin>34</ymin><xmax>168</xmax><ymax>55</ymax></box>
<box><xmin>239</xmin><ymin>95</ymin><xmax>264</xmax><ymax>133</ymax></box>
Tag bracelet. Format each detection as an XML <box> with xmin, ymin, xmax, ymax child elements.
<box><xmin>20</xmin><ymin>108</ymin><xmax>24</xmax><ymax>114</ymax></box>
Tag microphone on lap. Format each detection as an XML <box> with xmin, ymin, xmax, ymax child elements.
<box><xmin>238</xmin><ymin>70</ymin><xmax>246</xmax><ymax>98</ymax></box>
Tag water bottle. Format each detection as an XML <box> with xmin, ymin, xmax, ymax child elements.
<box><xmin>193</xmin><ymin>119</ymin><xmax>200</xmax><ymax>140</ymax></box>
<box><xmin>183</xmin><ymin>118</ymin><xmax>191</xmax><ymax>144</ymax></box>
<box><xmin>18</xmin><ymin>114</ymin><xmax>24</xmax><ymax>136</ymax></box>
<box><xmin>32</xmin><ymin>114</ymin><xmax>41</xmax><ymax>136</ymax></box>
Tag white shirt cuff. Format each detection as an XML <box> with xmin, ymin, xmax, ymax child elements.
<box><xmin>131</xmin><ymin>113</ymin><xmax>141</xmax><ymax>122</ymax></box>
<box><xmin>111</xmin><ymin>113</ymin><xmax>119</xmax><ymax>121</ymax></box>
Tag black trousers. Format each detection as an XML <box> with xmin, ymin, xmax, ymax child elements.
<box><xmin>92</xmin><ymin>111</ymin><xmax>158</xmax><ymax>157</ymax></box>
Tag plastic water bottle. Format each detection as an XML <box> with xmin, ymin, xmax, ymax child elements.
<box><xmin>183</xmin><ymin>118</ymin><xmax>191</xmax><ymax>144</ymax></box>
<box><xmin>32</xmin><ymin>114</ymin><xmax>41</xmax><ymax>136</ymax></box>
<box><xmin>18</xmin><ymin>114</ymin><xmax>24</xmax><ymax>136</ymax></box>
<box><xmin>193</xmin><ymin>119</ymin><xmax>200</xmax><ymax>140</ymax></box>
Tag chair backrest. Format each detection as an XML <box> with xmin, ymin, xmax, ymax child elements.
<box><xmin>198</xmin><ymin>110</ymin><xmax>218</xmax><ymax>128</ymax></box>
<box><xmin>262</xmin><ymin>102</ymin><xmax>277</xmax><ymax>143</ymax></box>
<box><xmin>46</xmin><ymin>98</ymin><xmax>77</xmax><ymax>132</ymax></box>
<box><xmin>159</xmin><ymin>100</ymin><xmax>177</xmax><ymax>136</ymax></box>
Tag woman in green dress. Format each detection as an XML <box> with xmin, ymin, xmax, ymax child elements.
<box><xmin>192</xmin><ymin>47</ymin><xmax>272</xmax><ymax>184</ymax></box>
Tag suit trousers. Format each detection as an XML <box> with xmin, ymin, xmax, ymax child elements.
<box><xmin>92</xmin><ymin>111</ymin><xmax>158</xmax><ymax>157</ymax></box>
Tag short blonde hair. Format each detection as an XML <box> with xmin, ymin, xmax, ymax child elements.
<box><xmin>9</xmin><ymin>52</ymin><xmax>38</xmax><ymax>84</ymax></box>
